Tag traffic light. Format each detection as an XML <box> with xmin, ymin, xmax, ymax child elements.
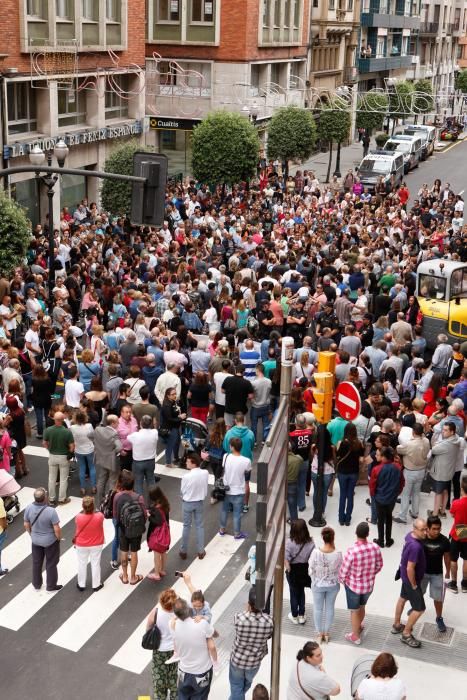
<box><xmin>317</xmin><ymin>351</ymin><xmax>336</xmax><ymax>374</ymax></box>
<box><xmin>312</xmin><ymin>371</ymin><xmax>334</xmax><ymax>424</ymax></box>
<box><xmin>131</xmin><ymin>152</ymin><xmax>168</xmax><ymax>227</ymax></box>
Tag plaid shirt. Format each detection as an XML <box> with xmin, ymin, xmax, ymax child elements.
<box><xmin>339</xmin><ymin>539</ymin><xmax>383</xmax><ymax>594</ymax></box>
<box><xmin>155</xmin><ymin>297</ymin><xmax>170</xmax><ymax>318</ymax></box>
<box><xmin>230</xmin><ymin>611</ymin><xmax>274</xmax><ymax>669</ymax></box>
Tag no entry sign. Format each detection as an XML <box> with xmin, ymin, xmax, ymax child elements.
<box><xmin>335</xmin><ymin>381</ymin><xmax>361</xmax><ymax>421</ymax></box>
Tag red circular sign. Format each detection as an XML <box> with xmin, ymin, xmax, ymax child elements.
<box><xmin>335</xmin><ymin>381</ymin><xmax>361</xmax><ymax>421</ymax></box>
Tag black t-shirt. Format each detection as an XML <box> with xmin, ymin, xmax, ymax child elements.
<box><xmin>289</xmin><ymin>428</ymin><xmax>313</xmax><ymax>461</ymax></box>
<box><xmin>423</xmin><ymin>533</ymin><xmax>450</xmax><ymax>575</ymax></box>
<box><xmin>222</xmin><ymin>375</ymin><xmax>253</xmax><ymax>414</ymax></box>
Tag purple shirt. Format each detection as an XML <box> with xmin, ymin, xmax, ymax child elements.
<box><xmin>400</xmin><ymin>532</ymin><xmax>426</xmax><ymax>585</ymax></box>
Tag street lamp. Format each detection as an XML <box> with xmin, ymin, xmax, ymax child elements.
<box><xmin>29</xmin><ymin>139</ymin><xmax>69</xmax><ymax>312</ymax></box>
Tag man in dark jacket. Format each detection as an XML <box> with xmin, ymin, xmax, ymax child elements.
<box><xmin>370</xmin><ymin>446</ymin><xmax>404</xmax><ymax>548</ymax></box>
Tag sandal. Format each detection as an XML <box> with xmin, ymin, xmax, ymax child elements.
<box><xmin>401</xmin><ymin>633</ymin><xmax>421</xmax><ymax>648</ymax></box>
<box><xmin>119</xmin><ymin>573</ymin><xmax>129</xmax><ymax>584</ymax></box>
<box><xmin>130</xmin><ymin>574</ymin><xmax>143</xmax><ymax>585</ymax></box>
<box><xmin>147</xmin><ymin>573</ymin><xmax>161</xmax><ymax>581</ymax></box>
<box><xmin>391</xmin><ymin>623</ymin><xmax>404</xmax><ymax>634</ymax></box>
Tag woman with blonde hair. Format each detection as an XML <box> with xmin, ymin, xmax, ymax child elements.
<box><xmin>293</xmin><ymin>351</ymin><xmax>314</xmax><ymax>384</ymax></box>
<box><xmin>78</xmin><ymin>348</ymin><xmax>101</xmax><ymax>392</ymax></box>
<box><xmin>146</xmin><ymin>587</ymin><xmax>178</xmax><ymax>699</ymax></box>
<box><xmin>74</xmin><ymin>495</ymin><xmax>105</xmax><ymax>592</ymax></box>
<box><xmin>134</xmin><ymin>313</ymin><xmax>151</xmax><ymax>345</ymax></box>
<box><xmin>90</xmin><ymin>324</ymin><xmax>105</xmax><ymax>363</ymax></box>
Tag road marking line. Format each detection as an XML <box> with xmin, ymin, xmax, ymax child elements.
<box><xmin>154</xmin><ymin>463</ymin><xmax>257</xmax><ymax>493</ymax></box>
<box><xmin>47</xmin><ymin>521</ymin><xmax>184</xmax><ymax>652</ymax></box>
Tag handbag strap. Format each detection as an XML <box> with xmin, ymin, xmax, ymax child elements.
<box><xmin>74</xmin><ymin>513</ymin><xmax>95</xmax><ymax>541</ymax></box>
<box><xmin>296</xmin><ymin>661</ymin><xmax>316</xmax><ymax>700</ymax></box>
<box><xmin>29</xmin><ymin>505</ymin><xmax>47</xmax><ymax>529</ymax></box>
<box><xmin>290</xmin><ymin>542</ymin><xmax>307</xmax><ymax>564</ymax></box>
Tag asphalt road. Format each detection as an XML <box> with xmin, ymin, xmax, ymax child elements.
<box><xmin>403</xmin><ymin>137</ymin><xmax>467</xmax><ymax>203</ymax></box>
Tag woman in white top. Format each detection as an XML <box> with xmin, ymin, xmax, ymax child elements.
<box><xmin>126</xmin><ymin>366</ymin><xmax>147</xmax><ymax>405</ymax></box>
<box><xmin>134</xmin><ymin>314</ymin><xmax>152</xmax><ymax>345</ymax></box>
<box><xmin>90</xmin><ymin>325</ymin><xmax>106</xmax><ymax>364</ymax></box>
<box><xmin>146</xmin><ymin>588</ymin><xmax>178</xmax><ymax>699</ymax></box>
<box><xmin>293</xmin><ymin>351</ymin><xmax>314</xmax><ymax>384</ymax></box>
<box><xmin>356</xmin><ymin>652</ymin><xmax>406</xmax><ymax>700</ymax></box>
<box><xmin>309</xmin><ymin>526</ymin><xmax>343</xmax><ymax>643</ymax></box>
<box><xmin>70</xmin><ymin>411</ymin><xmax>95</xmax><ymax>496</ymax></box>
<box><xmin>25</xmin><ymin>288</ymin><xmax>42</xmax><ymax>321</ymax></box>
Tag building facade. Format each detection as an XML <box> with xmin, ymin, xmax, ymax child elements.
<box><xmin>145</xmin><ymin>0</ymin><xmax>311</xmax><ymax>174</ymax></box>
<box><xmin>0</xmin><ymin>0</ymin><xmax>146</xmax><ymax>225</ymax></box>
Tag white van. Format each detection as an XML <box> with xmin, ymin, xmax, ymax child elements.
<box><xmin>383</xmin><ymin>134</ymin><xmax>424</xmax><ymax>173</ymax></box>
<box><xmin>356</xmin><ymin>152</ymin><xmax>405</xmax><ymax>192</ymax></box>
<box><xmin>402</xmin><ymin>125</ymin><xmax>436</xmax><ymax>159</ymax></box>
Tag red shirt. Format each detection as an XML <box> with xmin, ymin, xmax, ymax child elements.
<box><xmin>74</xmin><ymin>512</ymin><xmax>105</xmax><ymax>547</ymax></box>
<box><xmin>450</xmin><ymin>497</ymin><xmax>467</xmax><ymax>541</ymax></box>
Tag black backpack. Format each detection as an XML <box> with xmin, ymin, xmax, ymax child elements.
<box><xmin>120</xmin><ymin>496</ymin><xmax>146</xmax><ymax>539</ymax></box>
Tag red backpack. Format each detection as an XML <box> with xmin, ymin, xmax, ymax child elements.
<box><xmin>147</xmin><ymin>508</ymin><xmax>171</xmax><ymax>553</ymax></box>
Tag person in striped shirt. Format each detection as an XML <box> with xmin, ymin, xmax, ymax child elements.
<box><xmin>339</xmin><ymin>521</ymin><xmax>383</xmax><ymax>645</ymax></box>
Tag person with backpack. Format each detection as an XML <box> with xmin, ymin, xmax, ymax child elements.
<box><xmin>113</xmin><ymin>470</ymin><xmax>147</xmax><ymax>585</ymax></box>
<box><xmin>147</xmin><ymin>486</ymin><xmax>171</xmax><ymax>581</ymax></box>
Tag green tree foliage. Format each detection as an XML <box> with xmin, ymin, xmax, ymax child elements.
<box><xmin>413</xmin><ymin>79</ymin><xmax>434</xmax><ymax>115</ymax></box>
<box><xmin>317</xmin><ymin>108</ymin><xmax>350</xmax><ymax>182</ymax></box>
<box><xmin>267</xmin><ymin>106</ymin><xmax>317</xmax><ymax>173</ymax></box>
<box><xmin>0</xmin><ymin>191</ymin><xmax>31</xmax><ymax>275</ymax></box>
<box><xmin>192</xmin><ymin>111</ymin><xmax>260</xmax><ymax>185</ymax></box>
<box><xmin>101</xmin><ymin>140</ymin><xmax>153</xmax><ymax>216</ymax></box>
<box><xmin>455</xmin><ymin>69</ymin><xmax>467</xmax><ymax>93</ymax></box>
<box><xmin>388</xmin><ymin>80</ymin><xmax>415</xmax><ymax>120</ymax></box>
<box><xmin>356</xmin><ymin>91</ymin><xmax>389</xmax><ymax>133</ymax></box>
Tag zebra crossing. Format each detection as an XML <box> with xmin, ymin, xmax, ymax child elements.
<box><xmin>0</xmin><ymin>498</ymin><xmax>248</xmax><ymax>675</ymax></box>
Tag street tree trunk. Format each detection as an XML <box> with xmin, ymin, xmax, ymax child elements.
<box><xmin>334</xmin><ymin>141</ymin><xmax>342</xmax><ymax>178</ymax></box>
<box><xmin>325</xmin><ymin>141</ymin><xmax>333</xmax><ymax>183</ymax></box>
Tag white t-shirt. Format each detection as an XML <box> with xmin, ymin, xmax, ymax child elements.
<box><xmin>128</xmin><ymin>429</ymin><xmax>158</xmax><ymax>460</ymax></box>
<box><xmin>65</xmin><ymin>379</ymin><xmax>85</xmax><ymax>408</ymax></box>
<box><xmin>223</xmin><ymin>454</ymin><xmax>251</xmax><ymax>495</ymax></box>
<box><xmin>172</xmin><ymin>617</ymin><xmax>214</xmax><ymax>674</ymax></box>
<box><xmin>0</xmin><ymin>304</ymin><xmax>15</xmax><ymax>330</ymax></box>
<box><xmin>70</xmin><ymin>423</ymin><xmax>94</xmax><ymax>455</ymax></box>
<box><xmin>357</xmin><ymin>677</ymin><xmax>406</xmax><ymax>700</ymax></box>
<box><xmin>25</xmin><ymin>328</ymin><xmax>40</xmax><ymax>356</ymax></box>
<box><xmin>126</xmin><ymin>378</ymin><xmax>147</xmax><ymax>405</ymax></box>
<box><xmin>213</xmin><ymin>371</ymin><xmax>230</xmax><ymax>406</ymax></box>
<box><xmin>155</xmin><ymin>606</ymin><xmax>175</xmax><ymax>652</ymax></box>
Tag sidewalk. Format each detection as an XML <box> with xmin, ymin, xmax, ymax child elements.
<box><xmin>290</xmin><ymin>140</ymin><xmax>367</xmax><ymax>181</ymax></box>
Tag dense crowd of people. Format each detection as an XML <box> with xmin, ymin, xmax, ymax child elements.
<box><xmin>0</xmin><ymin>164</ymin><xmax>466</xmax><ymax>699</ymax></box>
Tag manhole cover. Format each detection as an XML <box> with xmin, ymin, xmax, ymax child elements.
<box><xmin>421</xmin><ymin>622</ymin><xmax>454</xmax><ymax>645</ymax></box>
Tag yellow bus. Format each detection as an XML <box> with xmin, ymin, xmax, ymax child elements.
<box><xmin>416</xmin><ymin>260</ymin><xmax>467</xmax><ymax>349</ymax></box>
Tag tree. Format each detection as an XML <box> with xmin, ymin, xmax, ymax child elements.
<box><xmin>192</xmin><ymin>111</ymin><xmax>260</xmax><ymax>186</ymax></box>
<box><xmin>101</xmin><ymin>140</ymin><xmax>154</xmax><ymax>216</ymax></box>
<box><xmin>388</xmin><ymin>81</ymin><xmax>415</xmax><ymax>129</ymax></box>
<box><xmin>316</xmin><ymin>108</ymin><xmax>351</xmax><ymax>182</ymax></box>
<box><xmin>413</xmin><ymin>79</ymin><xmax>434</xmax><ymax>121</ymax></box>
<box><xmin>267</xmin><ymin>106</ymin><xmax>317</xmax><ymax>176</ymax></box>
<box><xmin>455</xmin><ymin>69</ymin><xmax>467</xmax><ymax>93</ymax></box>
<box><xmin>0</xmin><ymin>191</ymin><xmax>31</xmax><ymax>275</ymax></box>
<box><xmin>356</xmin><ymin>91</ymin><xmax>389</xmax><ymax>133</ymax></box>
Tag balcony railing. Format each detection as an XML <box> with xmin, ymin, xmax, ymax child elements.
<box><xmin>358</xmin><ymin>54</ymin><xmax>414</xmax><ymax>72</ymax></box>
<box><xmin>419</xmin><ymin>21</ymin><xmax>439</xmax><ymax>34</ymax></box>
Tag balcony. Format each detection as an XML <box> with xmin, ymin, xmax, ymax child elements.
<box><xmin>419</xmin><ymin>21</ymin><xmax>439</xmax><ymax>34</ymax></box>
<box><xmin>361</xmin><ymin>9</ymin><xmax>420</xmax><ymax>29</ymax></box>
<box><xmin>358</xmin><ymin>54</ymin><xmax>415</xmax><ymax>73</ymax></box>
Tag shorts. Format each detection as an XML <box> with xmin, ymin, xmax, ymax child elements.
<box><xmin>215</xmin><ymin>403</ymin><xmax>225</xmax><ymax>419</ymax></box>
<box><xmin>449</xmin><ymin>538</ymin><xmax>467</xmax><ymax>562</ymax></box>
<box><xmin>119</xmin><ymin>531</ymin><xmax>142</xmax><ymax>553</ymax></box>
<box><xmin>345</xmin><ymin>585</ymin><xmax>371</xmax><ymax>610</ymax></box>
<box><xmin>421</xmin><ymin>573</ymin><xmax>444</xmax><ymax>602</ymax></box>
<box><xmin>245</xmin><ymin>471</ymin><xmax>251</xmax><ymax>483</ymax></box>
<box><xmin>432</xmin><ymin>479</ymin><xmax>450</xmax><ymax>494</ymax></box>
<box><xmin>400</xmin><ymin>581</ymin><xmax>426</xmax><ymax>612</ymax></box>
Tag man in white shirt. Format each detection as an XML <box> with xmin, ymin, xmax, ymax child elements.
<box><xmin>0</xmin><ymin>295</ymin><xmax>17</xmax><ymax>338</ymax></box>
<box><xmin>127</xmin><ymin>415</ymin><xmax>159</xmax><ymax>498</ymax></box>
<box><xmin>213</xmin><ymin>361</ymin><xmax>232</xmax><ymax>418</ymax></box>
<box><xmin>179</xmin><ymin>453</ymin><xmax>209</xmax><ymax>561</ymax></box>
<box><xmin>25</xmin><ymin>319</ymin><xmax>42</xmax><ymax>361</ymax></box>
<box><xmin>172</xmin><ymin>597</ymin><xmax>217</xmax><ymax>699</ymax></box>
<box><xmin>154</xmin><ymin>363</ymin><xmax>181</xmax><ymax>407</ymax></box>
<box><xmin>431</xmin><ymin>334</ymin><xmax>453</xmax><ymax>378</ymax></box>
<box><xmin>219</xmin><ymin>437</ymin><xmax>251</xmax><ymax>540</ymax></box>
<box><xmin>64</xmin><ymin>365</ymin><xmax>84</xmax><ymax>408</ymax></box>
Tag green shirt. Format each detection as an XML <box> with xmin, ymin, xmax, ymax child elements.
<box><xmin>378</xmin><ymin>273</ymin><xmax>396</xmax><ymax>290</ymax></box>
<box><xmin>327</xmin><ymin>416</ymin><xmax>349</xmax><ymax>446</ymax></box>
<box><xmin>288</xmin><ymin>452</ymin><xmax>303</xmax><ymax>483</ymax></box>
<box><xmin>44</xmin><ymin>425</ymin><xmax>74</xmax><ymax>455</ymax></box>
<box><xmin>262</xmin><ymin>359</ymin><xmax>277</xmax><ymax>379</ymax></box>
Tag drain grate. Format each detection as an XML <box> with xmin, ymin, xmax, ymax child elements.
<box><xmin>421</xmin><ymin>622</ymin><xmax>454</xmax><ymax>645</ymax></box>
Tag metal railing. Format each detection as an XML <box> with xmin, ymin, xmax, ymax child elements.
<box><xmin>419</xmin><ymin>21</ymin><xmax>439</xmax><ymax>33</ymax></box>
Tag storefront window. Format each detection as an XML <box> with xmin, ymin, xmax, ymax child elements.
<box><xmin>105</xmin><ymin>74</ymin><xmax>129</xmax><ymax>119</ymax></box>
<box><xmin>58</xmin><ymin>83</ymin><xmax>86</xmax><ymax>127</ymax></box>
<box><xmin>12</xmin><ymin>179</ymin><xmax>40</xmax><ymax>228</ymax></box>
<box><xmin>160</xmin><ymin>129</ymin><xmax>192</xmax><ymax>177</ymax></box>
<box><xmin>60</xmin><ymin>172</ymin><xmax>87</xmax><ymax>211</ymax></box>
<box><xmin>7</xmin><ymin>82</ymin><xmax>37</xmax><ymax>135</ymax></box>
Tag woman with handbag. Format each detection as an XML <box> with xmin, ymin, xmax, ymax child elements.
<box><xmin>4</xmin><ymin>379</ymin><xmax>27</xmax><ymax>478</ymax></box>
<box><xmin>309</xmin><ymin>527</ymin><xmax>342</xmax><ymax>643</ymax></box>
<box><xmin>74</xmin><ymin>496</ymin><xmax>105</xmax><ymax>592</ymax></box>
<box><xmin>147</xmin><ymin>486</ymin><xmax>171</xmax><ymax>582</ymax></box>
<box><xmin>202</xmin><ymin>417</ymin><xmax>226</xmax><ymax>503</ymax></box>
<box><xmin>336</xmin><ymin>423</ymin><xmax>365</xmax><ymax>526</ymax></box>
<box><xmin>286</xmin><ymin>641</ymin><xmax>340</xmax><ymax>700</ymax></box>
<box><xmin>285</xmin><ymin>519</ymin><xmax>315</xmax><ymax>625</ymax></box>
<box><xmin>145</xmin><ymin>587</ymin><xmax>178</xmax><ymax>700</ymax></box>
<box><xmin>160</xmin><ymin>388</ymin><xmax>186</xmax><ymax>468</ymax></box>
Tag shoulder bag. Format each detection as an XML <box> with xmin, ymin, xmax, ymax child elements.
<box><xmin>286</xmin><ymin>542</ymin><xmax>312</xmax><ymax>589</ymax></box>
<box><xmin>29</xmin><ymin>505</ymin><xmax>47</xmax><ymax>530</ymax></box>
<box><xmin>296</xmin><ymin>661</ymin><xmax>317</xmax><ymax>700</ymax></box>
<box><xmin>141</xmin><ymin>608</ymin><xmax>161</xmax><ymax>650</ymax></box>
<box><xmin>455</xmin><ymin>524</ymin><xmax>467</xmax><ymax>540</ymax></box>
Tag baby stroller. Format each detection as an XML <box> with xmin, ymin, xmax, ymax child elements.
<box><xmin>179</xmin><ymin>418</ymin><xmax>209</xmax><ymax>469</ymax></box>
<box><xmin>0</xmin><ymin>470</ymin><xmax>21</xmax><ymax>524</ymax></box>
<box><xmin>350</xmin><ymin>654</ymin><xmax>376</xmax><ymax>698</ymax></box>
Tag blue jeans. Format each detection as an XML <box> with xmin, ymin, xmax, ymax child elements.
<box><xmin>164</xmin><ymin>427</ymin><xmax>180</xmax><ymax>464</ymax></box>
<box><xmin>312</xmin><ymin>583</ymin><xmax>340</xmax><ymax>633</ymax></box>
<box><xmin>220</xmin><ymin>493</ymin><xmax>244</xmax><ymax>535</ymax></box>
<box><xmin>178</xmin><ymin>668</ymin><xmax>213</xmax><ymax>700</ymax></box>
<box><xmin>34</xmin><ymin>407</ymin><xmax>47</xmax><ymax>437</ymax></box>
<box><xmin>0</xmin><ymin>529</ymin><xmax>7</xmax><ymax>570</ymax></box>
<box><xmin>250</xmin><ymin>405</ymin><xmax>271</xmax><ymax>442</ymax></box>
<box><xmin>260</xmin><ymin>339</ymin><xmax>270</xmax><ymax>361</ymax></box>
<box><xmin>337</xmin><ymin>472</ymin><xmax>358</xmax><ymax>524</ymax></box>
<box><xmin>112</xmin><ymin>517</ymin><xmax>119</xmax><ymax>562</ymax></box>
<box><xmin>77</xmin><ymin>452</ymin><xmax>96</xmax><ymax>489</ymax></box>
<box><xmin>289</xmin><ymin>581</ymin><xmax>306</xmax><ymax>617</ymax></box>
<box><xmin>181</xmin><ymin>500</ymin><xmax>205</xmax><ymax>554</ymax></box>
<box><xmin>132</xmin><ymin>458</ymin><xmax>156</xmax><ymax>496</ymax></box>
<box><xmin>287</xmin><ymin>482</ymin><xmax>299</xmax><ymax>521</ymax></box>
<box><xmin>297</xmin><ymin>460</ymin><xmax>308</xmax><ymax>510</ymax></box>
<box><xmin>229</xmin><ymin>662</ymin><xmax>259</xmax><ymax>700</ymax></box>
<box><xmin>311</xmin><ymin>472</ymin><xmax>333</xmax><ymax>514</ymax></box>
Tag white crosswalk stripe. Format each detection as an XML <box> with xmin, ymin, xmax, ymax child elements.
<box><xmin>47</xmin><ymin>521</ymin><xmax>184</xmax><ymax>652</ymax></box>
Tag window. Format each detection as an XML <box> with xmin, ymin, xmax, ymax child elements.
<box><xmin>191</xmin><ymin>0</ymin><xmax>214</xmax><ymax>23</ymax></box>
<box><xmin>105</xmin><ymin>74</ymin><xmax>129</xmax><ymax>119</ymax></box>
<box><xmin>7</xmin><ymin>82</ymin><xmax>37</xmax><ymax>135</ymax></box>
<box><xmin>58</xmin><ymin>83</ymin><xmax>86</xmax><ymax>127</ymax></box>
<box><xmin>157</xmin><ymin>0</ymin><xmax>180</xmax><ymax>22</ymax></box>
<box><xmin>347</xmin><ymin>0</ymin><xmax>353</xmax><ymax>9</ymax></box>
<box><xmin>27</xmin><ymin>0</ymin><xmax>46</xmax><ymax>17</ymax></box>
<box><xmin>418</xmin><ymin>274</ymin><xmax>447</xmax><ymax>300</ymax></box>
<box><xmin>270</xmin><ymin>62</ymin><xmax>281</xmax><ymax>86</ymax></box>
<box><xmin>401</xmin><ymin>36</ymin><xmax>409</xmax><ymax>55</ymax></box>
<box><xmin>450</xmin><ymin>269</ymin><xmax>467</xmax><ymax>299</ymax></box>
<box><xmin>329</xmin><ymin>0</ymin><xmax>335</xmax><ymax>9</ymax></box>
<box><xmin>82</xmin><ymin>0</ymin><xmax>98</xmax><ymax>20</ymax></box>
<box><xmin>56</xmin><ymin>0</ymin><xmax>73</xmax><ymax>18</ymax></box>
<box><xmin>284</xmin><ymin>0</ymin><xmax>291</xmax><ymax>26</ymax></box>
<box><xmin>376</xmin><ymin>37</ymin><xmax>385</xmax><ymax>56</ymax></box>
<box><xmin>274</xmin><ymin>0</ymin><xmax>281</xmax><ymax>24</ymax></box>
<box><xmin>251</xmin><ymin>64</ymin><xmax>261</xmax><ymax>95</ymax></box>
<box><xmin>106</xmin><ymin>0</ymin><xmax>120</xmax><ymax>21</ymax></box>
<box><xmin>157</xmin><ymin>60</ymin><xmax>211</xmax><ymax>96</ymax></box>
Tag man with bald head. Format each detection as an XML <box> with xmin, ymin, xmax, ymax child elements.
<box><xmin>24</xmin><ymin>487</ymin><xmax>62</xmax><ymax>591</ymax></box>
<box><xmin>43</xmin><ymin>412</ymin><xmax>75</xmax><ymax>505</ymax></box>
<box><xmin>392</xmin><ymin>518</ymin><xmax>428</xmax><ymax>648</ymax></box>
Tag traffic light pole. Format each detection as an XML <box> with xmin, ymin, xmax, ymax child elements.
<box><xmin>309</xmin><ymin>422</ymin><xmax>328</xmax><ymax>528</ymax></box>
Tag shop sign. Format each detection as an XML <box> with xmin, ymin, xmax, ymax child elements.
<box><xmin>148</xmin><ymin>116</ymin><xmax>201</xmax><ymax>131</ymax></box>
<box><xmin>5</xmin><ymin>120</ymin><xmax>143</xmax><ymax>159</ymax></box>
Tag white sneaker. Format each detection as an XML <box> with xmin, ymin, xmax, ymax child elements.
<box><xmin>288</xmin><ymin>612</ymin><xmax>299</xmax><ymax>625</ymax></box>
<box><xmin>298</xmin><ymin>615</ymin><xmax>306</xmax><ymax>625</ymax></box>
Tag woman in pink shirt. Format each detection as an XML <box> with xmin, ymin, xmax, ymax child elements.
<box><xmin>0</xmin><ymin>416</ymin><xmax>12</xmax><ymax>472</ymax></box>
<box><xmin>74</xmin><ymin>496</ymin><xmax>105</xmax><ymax>591</ymax></box>
<box><xmin>117</xmin><ymin>404</ymin><xmax>138</xmax><ymax>470</ymax></box>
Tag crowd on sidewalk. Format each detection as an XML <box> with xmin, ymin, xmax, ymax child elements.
<box><xmin>0</xmin><ymin>159</ymin><xmax>465</xmax><ymax>699</ymax></box>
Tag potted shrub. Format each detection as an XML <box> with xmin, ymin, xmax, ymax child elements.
<box><xmin>375</xmin><ymin>132</ymin><xmax>389</xmax><ymax>148</ymax></box>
